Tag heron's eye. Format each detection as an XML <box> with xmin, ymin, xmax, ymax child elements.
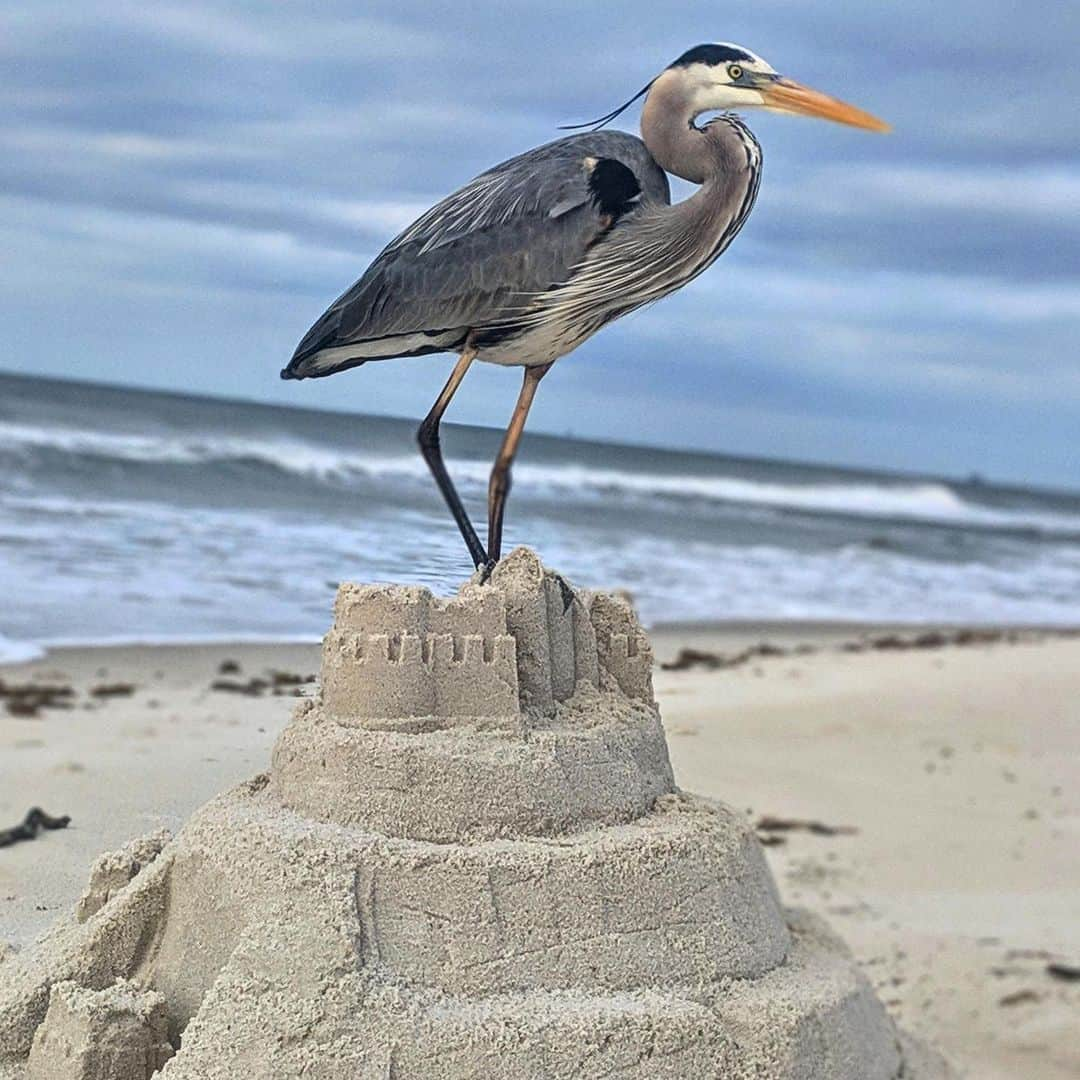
<box><xmin>727</xmin><ymin>64</ymin><xmax>743</xmax><ymax>81</ymax></box>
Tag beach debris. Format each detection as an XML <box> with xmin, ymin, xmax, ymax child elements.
<box><xmin>757</xmin><ymin>834</ymin><xmax>787</xmax><ymax>847</ymax></box>
<box><xmin>27</xmin><ymin>979</ymin><xmax>173</xmax><ymax>1080</ymax></box>
<box><xmin>269</xmin><ymin>670</ymin><xmax>316</xmax><ymax>695</ymax></box>
<box><xmin>211</xmin><ymin>670</ymin><xmax>315</xmax><ymax>697</ymax></box>
<box><xmin>210</xmin><ymin>676</ymin><xmax>268</xmax><ymax>696</ymax></box>
<box><xmin>5</xmin><ymin>699</ymin><xmax>40</xmax><ymax>717</ymax></box>
<box><xmin>661</xmin><ymin>643</ymin><xmax>785</xmax><ymax>671</ymax></box>
<box><xmin>0</xmin><ymin>807</ymin><xmax>71</xmax><ymax>848</ymax></box>
<box><xmin>756</xmin><ymin>815</ymin><xmax>859</xmax><ymax>838</ymax></box>
<box><xmin>89</xmin><ymin>682</ymin><xmax>136</xmax><ymax>699</ymax></box>
<box><xmin>661</xmin><ymin>647</ymin><xmax>719</xmax><ymax>671</ymax></box>
<box><xmin>1046</xmin><ymin>962</ymin><xmax>1080</xmax><ymax>982</ymax></box>
<box><xmin>998</xmin><ymin>989</ymin><xmax>1041</xmax><ymax>1007</ymax></box>
<box><xmin>662</xmin><ymin>625</ymin><xmax>1051</xmax><ymax>675</ymax></box>
<box><xmin>844</xmin><ymin>628</ymin><xmax>1019</xmax><ymax>653</ymax></box>
<box><xmin>217</xmin><ymin>659</ymin><xmax>241</xmax><ymax>674</ymax></box>
<box><xmin>0</xmin><ymin>680</ymin><xmax>76</xmax><ymax>716</ymax></box>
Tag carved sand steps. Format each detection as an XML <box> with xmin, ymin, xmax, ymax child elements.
<box><xmin>0</xmin><ymin>548</ymin><xmax>951</xmax><ymax>1079</ymax></box>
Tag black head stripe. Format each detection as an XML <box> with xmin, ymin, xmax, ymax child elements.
<box><xmin>669</xmin><ymin>43</ymin><xmax>754</xmax><ymax>69</ymax></box>
<box><xmin>560</xmin><ymin>42</ymin><xmax>755</xmax><ymax>133</ymax></box>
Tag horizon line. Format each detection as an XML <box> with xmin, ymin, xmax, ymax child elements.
<box><xmin>2</xmin><ymin>366</ymin><xmax>1077</xmax><ymax>502</ymax></box>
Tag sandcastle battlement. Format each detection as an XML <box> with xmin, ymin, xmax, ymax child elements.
<box><xmin>332</xmin><ymin>582</ymin><xmax>511</xmax><ymax>639</ymax></box>
<box><xmin>595</xmin><ymin>629</ymin><xmax>652</xmax><ymax>701</ymax></box>
<box><xmin>322</xmin><ymin>628</ymin><xmax>520</xmax><ymax>728</ymax></box>
<box><xmin>318</xmin><ymin>548</ymin><xmax>654</xmax><ymax>728</ymax></box>
<box><xmin>328</xmin><ymin>630</ymin><xmax>515</xmax><ymax>666</ymax></box>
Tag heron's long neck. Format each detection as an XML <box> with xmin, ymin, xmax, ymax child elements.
<box><xmin>640</xmin><ymin>73</ymin><xmax>760</xmax><ymax>190</ymax></box>
<box><xmin>638</xmin><ymin>74</ymin><xmax>762</xmax><ymax>278</ymax></box>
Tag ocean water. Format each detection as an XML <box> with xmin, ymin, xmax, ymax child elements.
<box><xmin>2</xmin><ymin>371</ymin><xmax>1079</xmax><ymax>661</ymax></box>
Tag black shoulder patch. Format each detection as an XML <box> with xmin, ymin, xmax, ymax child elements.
<box><xmin>669</xmin><ymin>43</ymin><xmax>754</xmax><ymax>68</ymax></box>
<box><xmin>587</xmin><ymin>158</ymin><xmax>642</xmax><ymax>220</ymax></box>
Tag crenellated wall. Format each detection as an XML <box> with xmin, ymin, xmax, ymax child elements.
<box><xmin>317</xmin><ymin>549</ymin><xmax>655</xmax><ymax>733</ymax></box>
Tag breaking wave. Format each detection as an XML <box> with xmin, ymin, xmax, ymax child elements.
<box><xmin>2</xmin><ymin>373</ymin><xmax>1079</xmax><ymax>648</ymax></box>
<box><xmin>0</xmin><ymin>633</ymin><xmax>44</xmax><ymax>665</ymax></box>
<box><xmin>2</xmin><ymin>420</ymin><xmax>1078</xmax><ymax>537</ymax></box>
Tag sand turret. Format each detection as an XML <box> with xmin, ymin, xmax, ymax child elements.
<box><xmin>0</xmin><ymin>548</ymin><xmax>950</xmax><ymax>1079</ymax></box>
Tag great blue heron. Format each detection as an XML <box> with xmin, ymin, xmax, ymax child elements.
<box><xmin>282</xmin><ymin>43</ymin><xmax>888</xmax><ymax>574</ymax></box>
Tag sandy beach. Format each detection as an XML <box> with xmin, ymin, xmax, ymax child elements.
<box><xmin>2</xmin><ymin>624</ymin><xmax>1078</xmax><ymax>1079</ymax></box>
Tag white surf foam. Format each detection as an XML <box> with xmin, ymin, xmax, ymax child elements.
<box><xmin>3</xmin><ymin>420</ymin><xmax>1077</xmax><ymax>537</ymax></box>
<box><xmin>0</xmin><ymin>634</ymin><xmax>44</xmax><ymax>665</ymax></box>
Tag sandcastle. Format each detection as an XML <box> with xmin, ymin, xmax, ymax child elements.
<box><xmin>0</xmin><ymin>549</ymin><xmax>951</xmax><ymax>1078</ymax></box>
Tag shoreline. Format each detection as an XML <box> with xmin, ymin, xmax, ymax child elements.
<box><xmin>5</xmin><ymin>617</ymin><xmax>1079</xmax><ymax>666</ymax></box>
<box><xmin>2</xmin><ymin>628</ymin><xmax>1078</xmax><ymax>1078</ymax></box>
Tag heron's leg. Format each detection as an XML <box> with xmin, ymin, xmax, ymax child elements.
<box><xmin>417</xmin><ymin>346</ymin><xmax>488</xmax><ymax>569</ymax></box>
<box><xmin>486</xmin><ymin>362</ymin><xmax>552</xmax><ymax>569</ymax></box>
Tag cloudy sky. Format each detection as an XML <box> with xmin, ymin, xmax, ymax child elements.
<box><xmin>2</xmin><ymin>1</ymin><xmax>1078</xmax><ymax>487</ymax></box>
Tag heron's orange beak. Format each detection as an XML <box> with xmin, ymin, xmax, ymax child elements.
<box><xmin>760</xmin><ymin>77</ymin><xmax>891</xmax><ymax>133</ymax></box>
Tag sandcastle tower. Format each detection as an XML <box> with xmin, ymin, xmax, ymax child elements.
<box><xmin>0</xmin><ymin>549</ymin><xmax>950</xmax><ymax>1078</ymax></box>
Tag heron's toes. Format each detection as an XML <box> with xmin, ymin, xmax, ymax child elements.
<box><xmin>477</xmin><ymin>557</ymin><xmax>498</xmax><ymax>584</ymax></box>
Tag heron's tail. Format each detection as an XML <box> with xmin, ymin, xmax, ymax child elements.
<box><xmin>280</xmin><ymin>360</ymin><xmax>367</xmax><ymax>380</ymax></box>
<box><xmin>280</xmin><ymin>304</ymin><xmax>354</xmax><ymax>380</ymax></box>
<box><xmin>280</xmin><ymin>349</ymin><xmax>367</xmax><ymax>381</ymax></box>
<box><xmin>282</xmin><ymin>328</ymin><xmax>468</xmax><ymax>380</ymax></box>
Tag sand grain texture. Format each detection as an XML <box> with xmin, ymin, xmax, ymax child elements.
<box><xmin>1</xmin><ymin>550</ymin><xmax>951</xmax><ymax>1078</ymax></box>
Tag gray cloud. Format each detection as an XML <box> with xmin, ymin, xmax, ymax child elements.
<box><xmin>0</xmin><ymin>0</ymin><xmax>1077</xmax><ymax>486</ymax></box>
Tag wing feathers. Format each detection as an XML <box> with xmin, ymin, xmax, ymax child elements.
<box><xmin>284</xmin><ymin>132</ymin><xmax>669</xmax><ymax>379</ymax></box>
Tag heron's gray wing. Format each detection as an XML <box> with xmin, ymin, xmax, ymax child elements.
<box><xmin>283</xmin><ymin>131</ymin><xmax>669</xmax><ymax>379</ymax></box>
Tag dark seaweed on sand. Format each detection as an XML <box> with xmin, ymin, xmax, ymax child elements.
<box><xmin>0</xmin><ymin>807</ymin><xmax>71</xmax><ymax>848</ymax></box>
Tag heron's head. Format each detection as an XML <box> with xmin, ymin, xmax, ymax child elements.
<box><xmin>565</xmin><ymin>42</ymin><xmax>889</xmax><ymax>135</ymax></box>
<box><xmin>658</xmin><ymin>43</ymin><xmax>889</xmax><ymax>132</ymax></box>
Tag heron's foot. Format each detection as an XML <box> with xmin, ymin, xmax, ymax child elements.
<box><xmin>477</xmin><ymin>557</ymin><xmax>498</xmax><ymax>584</ymax></box>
